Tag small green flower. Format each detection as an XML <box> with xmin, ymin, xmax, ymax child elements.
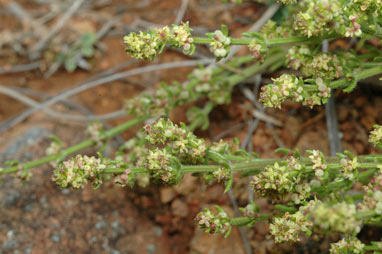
<box><xmin>172</xmin><ymin>22</ymin><xmax>194</xmax><ymax>55</ymax></box>
<box><xmin>358</xmin><ymin>173</ymin><xmax>382</xmax><ymax>215</ymax></box>
<box><xmin>248</xmin><ymin>38</ymin><xmax>267</xmax><ymax>62</ymax></box>
<box><xmin>270</xmin><ymin>200</ymin><xmax>317</xmax><ymax>242</ymax></box>
<box><xmin>330</xmin><ymin>238</ymin><xmax>365</xmax><ymax>254</ymax></box>
<box><xmin>213</xmin><ymin>167</ymin><xmax>231</xmax><ymax>183</ymax></box>
<box><xmin>240</xmin><ymin>201</ymin><xmax>260</xmax><ymax>218</ymax></box>
<box><xmin>260</xmin><ymin>74</ymin><xmax>304</xmax><ymax>108</ymax></box>
<box><xmin>87</xmin><ymin>121</ymin><xmax>104</xmax><ymax>146</ymax></box>
<box><xmin>17</xmin><ymin>165</ymin><xmax>32</xmax><ymax>182</ymax></box>
<box><xmin>123</xmin><ymin>31</ymin><xmax>163</xmax><ymax>60</ymax></box>
<box><xmin>369</xmin><ymin>125</ymin><xmax>382</xmax><ymax>149</ymax></box>
<box><xmin>251</xmin><ymin>161</ymin><xmax>295</xmax><ymax>198</ymax></box>
<box><xmin>340</xmin><ymin>157</ymin><xmax>359</xmax><ymax>181</ymax></box>
<box><xmin>209</xmin><ymin>30</ymin><xmax>231</xmax><ymax>58</ymax></box>
<box><xmin>52</xmin><ymin>155</ymin><xmax>106</xmax><ymax>189</ymax></box>
<box><xmin>123</xmin><ymin>22</ymin><xmax>194</xmax><ymax>60</ymax></box>
<box><xmin>114</xmin><ymin>168</ymin><xmax>134</xmax><ymax>187</ymax></box>
<box><xmin>195</xmin><ymin>206</ymin><xmax>232</xmax><ymax>237</ymax></box>
<box><xmin>311</xmin><ymin>201</ymin><xmax>361</xmax><ymax>234</ymax></box>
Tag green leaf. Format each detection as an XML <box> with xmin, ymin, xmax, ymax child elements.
<box><xmin>274</xmin><ymin>204</ymin><xmax>297</xmax><ymax>213</ymax></box>
<box><xmin>343</xmin><ymin>79</ymin><xmax>357</xmax><ymax>93</ymax></box>
<box><xmin>5</xmin><ymin>160</ymin><xmax>19</xmax><ymax>166</ymax></box>
<box><xmin>221</xmin><ymin>24</ymin><xmax>229</xmax><ymax>36</ymax></box>
<box><xmin>224</xmin><ymin>173</ymin><xmax>233</xmax><ymax>193</ymax></box>
<box><xmin>65</xmin><ymin>58</ymin><xmax>77</xmax><ymax>72</ymax></box>
<box><xmin>275</xmin><ymin>147</ymin><xmax>291</xmax><ymax>155</ymax></box>
<box><xmin>205</xmin><ymin>32</ymin><xmax>214</xmax><ymax>38</ymax></box>
<box><xmin>81</xmin><ymin>45</ymin><xmax>94</xmax><ymax>57</ymax></box>
<box><xmin>81</xmin><ymin>32</ymin><xmax>97</xmax><ymax>45</ymax></box>
<box><xmin>49</xmin><ymin>135</ymin><xmax>62</xmax><ymax>146</ymax></box>
<box><xmin>215</xmin><ymin>205</ymin><xmax>224</xmax><ymax>213</ymax></box>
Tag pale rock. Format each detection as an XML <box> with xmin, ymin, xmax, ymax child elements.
<box><xmin>160</xmin><ymin>188</ymin><xmax>176</xmax><ymax>203</ymax></box>
<box><xmin>171</xmin><ymin>199</ymin><xmax>189</xmax><ymax>218</ymax></box>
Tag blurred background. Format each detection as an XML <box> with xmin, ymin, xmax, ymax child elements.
<box><xmin>0</xmin><ymin>0</ymin><xmax>381</xmax><ymax>253</ymax></box>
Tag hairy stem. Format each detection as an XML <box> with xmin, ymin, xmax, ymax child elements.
<box><xmin>0</xmin><ymin>116</ymin><xmax>149</xmax><ymax>175</ymax></box>
<box><xmin>330</xmin><ymin>66</ymin><xmax>382</xmax><ymax>89</ymax></box>
<box><xmin>193</xmin><ymin>35</ymin><xmax>334</xmax><ymax>46</ymax></box>
<box><xmin>101</xmin><ymin>155</ymin><xmax>382</xmax><ymax>175</ymax></box>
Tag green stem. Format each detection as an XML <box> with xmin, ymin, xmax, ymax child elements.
<box><xmin>364</xmin><ymin>245</ymin><xmax>381</xmax><ymax>251</ymax></box>
<box><xmin>230</xmin><ymin>214</ymin><xmax>270</xmax><ymax>226</ymax></box>
<box><xmin>330</xmin><ymin>66</ymin><xmax>382</xmax><ymax>89</ymax></box>
<box><xmin>101</xmin><ymin>155</ymin><xmax>382</xmax><ymax>176</ymax></box>
<box><xmin>355</xmin><ymin>210</ymin><xmax>377</xmax><ymax>220</ymax></box>
<box><xmin>193</xmin><ymin>36</ymin><xmax>332</xmax><ymax>46</ymax></box>
<box><xmin>0</xmin><ymin>116</ymin><xmax>149</xmax><ymax>175</ymax></box>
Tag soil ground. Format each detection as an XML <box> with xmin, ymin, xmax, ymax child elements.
<box><xmin>0</xmin><ymin>1</ymin><xmax>381</xmax><ymax>254</ymax></box>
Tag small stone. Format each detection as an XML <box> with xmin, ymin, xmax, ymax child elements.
<box><xmin>171</xmin><ymin>199</ymin><xmax>189</xmax><ymax>218</ymax></box>
<box><xmin>152</xmin><ymin>226</ymin><xmax>163</xmax><ymax>236</ymax></box>
<box><xmin>51</xmin><ymin>234</ymin><xmax>60</xmax><ymax>243</ymax></box>
<box><xmin>90</xmin><ymin>236</ymin><xmax>98</xmax><ymax>243</ymax></box>
<box><xmin>174</xmin><ymin>174</ymin><xmax>196</xmax><ymax>195</ymax></box>
<box><xmin>95</xmin><ymin>220</ymin><xmax>108</xmax><ymax>230</ymax></box>
<box><xmin>146</xmin><ymin>244</ymin><xmax>156</xmax><ymax>253</ymax></box>
<box><xmin>160</xmin><ymin>188</ymin><xmax>176</xmax><ymax>203</ymax></box>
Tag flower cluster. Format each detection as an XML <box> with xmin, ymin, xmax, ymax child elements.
<box><xmin>213</xmin><ymin>167</ymin><xmax>231</xmax><ymax>182</ymax></box>
<box><xmin>260</xmin><ymin>20</ymin><xmax>294</xmax><ymax>39</ymax></box>
<box><xmin>191</xmin><ymin>67</ymin><xmax>233</xmax><ymax>104</ymax></box>
<box><xmin>294</xmin><ymin>0</ymin><xmax>342</xmax><ymax>37</ymax></box>
<box><xmin>259</xmin><ymin>74</ymin><xmax>303</xmax><ymax>108</ymax></box>
<box><xmin>209</xmin><ymin>30</ymin><xmax>231</xmax><ymax>58</ymax></box>
<box><xmin>260</xmin><ymin>74</ymin><xmax>332</xmax><ymax>109</ymax></box>
<box><xmin>369</xmin><ymin>125</ymin><xmax>382</xmax><ymax>149</ymax></box>
<box><xmin>240</xmin><ymin>201</ymin><xmax>260</xmax><ymax>219</ymax></box>
<box><xmin>291</xmin><ymin>183</ymin><xmax>312</xmax><ymax>204</ymax></box>
<box><xmin>292</xmin><ymin>0</ymin><xmax>382</xmax><ymax>38</ymax></box>
<box><xmin>45</xmin><ymin>141</ymin><xmax>61</xmax><ymax>156</ymax></box>
<box><xmin>16</xmin><ymin>165</ymin><xmax>32</xmax><ymax>182</ymax></box>
<box><xmin>123</xmin><ymin>30</ymin><xmax>162</xmax><ymax>60</ymax></box>
<box><xmin>209</xmin><ymin>139</ymin><xmax>238</xmax><ymax>154</ymax></box>
<box><xmin>125</xmin><ymin>81</ymin><xmax>188</xmax><ymax>117</ymax></box>
<box><xmin>251</xmin><ymin>161</ymin><xmax>295</xmax><ymax>198</ymax></box>
<box><xmin>87</xmin><ymin>121</ymin><xmax>104</xmax><ymax>146</ymax></box>
<box><xmin>45</xmin><ymin>139</ymin><xmax>62</xmax><ymax>167</ymax></box>
<box><xmin>192</xmin><ymin>67</ymin><xmax>213</xmax><ymax>93</ymax></box>
<box><xmin>123</xmin><ymin>22</ymin><xmax>193</xmax><ymax>60</ymax></box>
<box><xmin>339</xmin><ymin>156</ymin><xmax>359</xmax><ymax>181</ymax></box>
<box><xmin>144</xmin><ymin>118</ymin><xmax>207</xmax><ymax>164</ymax></box>
<box><xmin>195</xmin><ymin>206</ymin><xmax>232</xmax><ymax>236</ymax></box>
<box><xmin>137</xmin><ymin>148</ymin><xmax>178</xmax><ymax>184</ymax></box>
<box><xmin>358</xmin><ymin>173</ymin><xmax>382</xmax><ymax>215</ymax></box>
<box><xmin>270</xmin><ymin>200</ymin><xmax>317</xmax><ymax>242</ymax></box>
<box><xmin>172</xmin><ymin>23</ymin><xmax>194</xmax><ymax>54</ymax></box>
<box><xmin>114</xmin><ymin>168</ymin><xmax>134</xmax><ymax>187</ymax></box>
<box><xmin>287</xmin><ymin>45</ymin><xmax>345</xmax><ymax>80</ymax></box>
<box><xmin>305</xmin><ymin>53</ymin><xmax>344</xmax><ymax>80</ymax></box>
<box><xmin>308</xmin><ymin>150</ymin><xmax>327</xmax><ymax>180</ymax></box>
<box><xmin>248</xmin><ymin>38</ymin><xmax>267</xmax><ymax>62</ymax></box>
<box><xmin>330</xmin><ymin>238</ymin><xmax>365</xmax><ymax>254</ymax></box>
<box><xmin>52</xmin><ymin>155</ymin><xmax>106</xmax><ymax>189</ymax></box>
<box><xmin>311</xmin><ymin>201</ymin><xmax>361</xmax><ymax>234</ymax></box>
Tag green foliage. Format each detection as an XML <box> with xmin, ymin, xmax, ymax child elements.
<box><xmin>2</xmin><ymin>0</ymin><xmax>382</xmax><ymax>252</ymax></box>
